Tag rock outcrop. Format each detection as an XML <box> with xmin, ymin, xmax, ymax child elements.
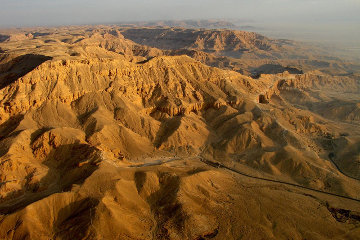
<box><xmin>0</xmin><ymin>25</ymin><xmax>360</xmax><ymax>240</ymax></box>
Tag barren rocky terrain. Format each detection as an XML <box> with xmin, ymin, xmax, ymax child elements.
<box><xmin>0</xmin><ymin>25</ymin><xmax>359</xmax><ymax>240</ymax></box>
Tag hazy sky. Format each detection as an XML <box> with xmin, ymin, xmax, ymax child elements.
<box><xmin>0</xmin><ymin>0</ymin><xmax>359</xmax><ymax>27</ymax></box>
<box><xmin>0</xmin><ymin>0</ymin><xmax>359</xmax><ymax>48</ymax></box>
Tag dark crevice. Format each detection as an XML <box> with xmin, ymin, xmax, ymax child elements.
<box><xmin>134</xmin><ymin>171</ymin><xmax>147</xmax><ymax>193</ymax></box>
<box><xmin>137</xmin><ymin>56</ymin><xmax>154</xmax><ymax>64</ymax></box>
<box><xmin>326</xmin><ymin>202</ymin><xmax>360</xmax><ymax>224</ymax></box>
<box><xmin>0</xmin><ymin>114</ymin><xmax>24</xmax><ymax>141</ymax></box>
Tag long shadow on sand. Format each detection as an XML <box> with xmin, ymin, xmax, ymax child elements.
<box><xmin>154</xmin><ymin>116</ymin><xmax>182</xmax><ymax>149</ymax></box>
<box><xmin>0</xmin><ymin>143</ymin><xmax>100</xmax><ymax>215</ymax></box>
<box><xmin>251</xmin><ymin>64</ymin><xmax>303</xmax><ymax>78</ymax></box>
<box><xmin>53</xmin><ymin>197</ymin><xmax>100</xmax><ymax>239</ymax></box>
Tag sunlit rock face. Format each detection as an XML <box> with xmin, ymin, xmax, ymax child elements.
<box><xmin>0</xmin><ymin>26</ymin><xmax>359</xmax><ymax>240</ymax></box>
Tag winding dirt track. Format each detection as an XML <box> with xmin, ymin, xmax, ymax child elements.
<box><xmin>125</xmin><ymin>153</ymin><xmax>360</xmax><ymax>202</ymax></box>
<box><xmin>198</xmin><ymin>157</ymin><xmax>360</xmax><ymax>203</ymax></box>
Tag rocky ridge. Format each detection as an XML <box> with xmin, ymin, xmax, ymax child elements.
<box><xmin>0</xmin><ymin>26</ymin><xmax>359</xmax><ymax>240</ymax></box>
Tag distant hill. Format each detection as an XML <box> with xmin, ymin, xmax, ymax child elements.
<box><xmin>118</xmin><ymin>19</ymin><xmax>238</xmax><ymax>29</ymax></box>
<box><xmin>0</xmin><ymin>25</ymin><xmax>360</xmax><ymax>240</ymax></box>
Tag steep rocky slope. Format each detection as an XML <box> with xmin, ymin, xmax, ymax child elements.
<box><xmin>121</xmin><ymin>27</ymin><xmax>360</xmax><ymax>76</ymax></box>
<box><xmin>0</xmin><ymin>26</ymin><xmax>360</xmax><ymax>239</ymax></box>
<box><xmin>121</xmin><ymin>28</ymin><xmax>276</xmax><ymax>57</ymax></box>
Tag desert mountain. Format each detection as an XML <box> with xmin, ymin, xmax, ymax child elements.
<box><xmin>118</xmin><ymin>19</ymin><xmax>237</xmax><ymax>29</ymax></box>
<box><xmin>0</xmin><ymin>26</ymin><xmax>359</xmax><ymax>239</ymax></box>
<box><xmin>121</xmin><ymin>27</ymin><xmax>360</xmax><ymax>76</ymax></box>
<box><xmin>121</xmin><ymin>28</ymin><xmax>276</xmax><ymax>56</ymax></box>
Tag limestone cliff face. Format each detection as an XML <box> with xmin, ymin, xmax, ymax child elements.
<box><xmin>121</xmin><ymin>28</ymin><xmax>275</xmax><ymax>55</ymax></box>
<box><xmin>120</xmin><ymin>27</ymin><xmax>360</xmax><ymax>75</ymax></box>
<box><xmin>1</xmin><ymin>26</ymin><xmax>360</xmax><ymax>240</ymax></box>
<box><xmin>0</xmin><ymin>54</ymin><xmax>265</xmax><ymax>215</ymax></box>
<box><xmin>76</xmin><ymin>29</ymin><xmax>164</xmax><ymax>58</ymax></box>
<box><xmin>257</xmin><ymin>71</ymin><xmax>360</xmax><ymax>104</ymax></box>
<box><xmin>0</xmin><ymin>55</ymin><xmax>258</xmax><ymax>123</ymax></box>
<box><xmin>0</xmin><ymin>33</ymin><xmax>33</xmax><ymax>43</ymax></box>
<box><xmin>279</xmin><ymin>72</ymin><xmax>359</xmax><ymax>92</ymax></box>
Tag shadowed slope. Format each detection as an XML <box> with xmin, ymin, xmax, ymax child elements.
<box><xmin>0</xmin><ymin>54</ymin><xmax>52</xmax><ymax>89</ymax></box>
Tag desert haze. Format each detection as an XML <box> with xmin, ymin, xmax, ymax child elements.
<box><xmin>0</xmin><ymin>16</ymin><xmax>359</xmax><ymax>240</ymax></box>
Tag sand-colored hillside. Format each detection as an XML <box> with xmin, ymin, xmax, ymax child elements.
<box><xmin>0</xmin><ymin>26</ymin><xmax>359</xmax><ymax>240</ymax></box>
<box><xmin>121</xmin><ymin>27</ymin><xmax>360</xmax><ymax>76</ymax></box>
